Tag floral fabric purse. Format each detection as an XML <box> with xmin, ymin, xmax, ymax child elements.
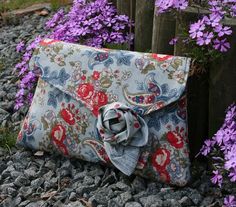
<box><xmin>17</xmin><ymin>39</ymin><xmax>191</xmax><ymax>186</ymax></box>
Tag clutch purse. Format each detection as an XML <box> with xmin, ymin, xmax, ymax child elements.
<box><xmin>17</xmin><ymin>39</ymin><xmax>191</xmax><ymax>186</ymax></box>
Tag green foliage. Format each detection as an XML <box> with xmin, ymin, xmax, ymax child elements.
<box><xmin>105</xmin><ymin>43</ymin><xmax>130</xmax><ymax>51</ymax></box>
<box><xmin>0</xmin><ymin>128</ymin><xmax>17</xmax><ymax>149</ymax></box>
<box><xmin>0</xmin><ymin>0</ymin><xmax>50</xmax><ymax>13</ymax></box>
<box><xmin>50</xmin><ymin>0</ymin><xmax>71</xmax><ymax>11</ymax></box>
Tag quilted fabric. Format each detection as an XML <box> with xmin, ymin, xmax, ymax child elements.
<box><xmin>17</xmin><ymin>39</ymin><xmax>191</xmax><ymax>186</ymax></box>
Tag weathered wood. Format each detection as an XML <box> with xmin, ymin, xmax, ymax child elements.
<box><xmin>116</xmin><ymin>0</ymin><xmax>136</xmax><ymax>20</ymax></box>
<box><xmin>174</xmin><ymin>8</ymin><xmax>209</xmax><ymax>159</ymax></box>
<box><xmin>208</xmin><ymin>24</ymin><xmax>236</xmax><ymax>137</ymax></box>
<box><xmin>187</xmin><ymin>73</ymin><xmax>209</xmax><ymax>159</ymax></box>
<box><xmin>151</xmin><ymin>9</ymin><xmax>176</xmax><ymax>54</ymax></box>
<box><xmin>109</xmin><ymin>0</ymin><xmax>117</xmax><ymax>7</ymax></box>
<box><xmin>134</xmin><ymin>0</ymin><xmax>155</xmax><ymax>52</ymax></box>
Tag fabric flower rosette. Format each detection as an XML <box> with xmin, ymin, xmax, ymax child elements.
<box><xmin>96</xmin><ymin>102</ymin><xmax>149</xmax><ymax>176</ymax></box>
<box><xmin>17</xmin><ymin>39</ymin><xmax>191</xmax><ymax>186</ymax></box>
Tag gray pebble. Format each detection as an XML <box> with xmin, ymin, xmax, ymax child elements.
<box><xmin>139</xmin><ymin>195</ymin><xmax>163</xmax><ymax>207</ymax></box>
<box><xmin>125</xmin><ymin>202</ymin><xmax>142</xmax><ymax>207</ymax></box>
<box><xmin>31</xmin><ymin>177</ymin><xmax>44</xmax><ymax>189</ymax></box>
<box><xmin>14</xmin><ymin>175</ymin><xmax>30</xmax><ymax>187</ymax></box>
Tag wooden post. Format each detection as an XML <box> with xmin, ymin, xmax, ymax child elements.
<box><xmin>151</xmin><ymin>8</ymin><xmax>176</xmax><ymax>55</ymax></box>
<box><xmin>109</xmin><ymin>0</ymin><xmax>117</xmax><ymax>8</ymax></box>
<box><xmin>208</xmin><ymin>21</ymin><xmax>236</xmax><ymax>136</ymax></box>
<box><xmin>116</xmin><ymin>0</ymin><xmax>136</xmax><ymax>20</ymax></box>
<box><xmin>134</xmin><ymin>0</ymin><xmax>155</xmax><ymax>52</ymax></box>
<box><xmin>174</xmin><ymin>7</ymin><xmax>209</xmax><ymax>159</ymax></box>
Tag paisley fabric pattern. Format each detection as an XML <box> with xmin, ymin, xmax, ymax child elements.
<box><xmin>17</xmin><ymin>39</ymin><xmax>191</xmax><ymax>186</ymax></box>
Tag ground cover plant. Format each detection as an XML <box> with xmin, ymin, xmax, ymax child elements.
<box><xmin>14</xmin><ymin>0</ymin><xmax>133</xmax><ymax>110</ymax></box>
<box><xmin>155</xmin><ymin>0</ymin><xmax>236</xmax><ymax>71</ymax></box>
<box><xmin>199</xmin><ymin>103</ymin><xmax>236</xmax><ymax>207</ymax></box>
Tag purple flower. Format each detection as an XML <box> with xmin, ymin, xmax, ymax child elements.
<box><xmin>155</xmin><ymin>0</ymin><xmax>188</xmax><ymax>13</ymax></box>
<box><xmin>211</xmin><ymin>170</ymin><xmax>223</xmax><ymax>187</ymax></box>
<box><xmin>16</xmin><ymin>41</ymin><xmax>25</xmax><ymax>53</ymax></box>
<box><xmin>225</xmin><ymin>103</ymin><xmax>236</xmax><ymax>123</ymax></box>
<box><xmin>213</xmin><ymin>38</ymin><xmax>230</xmax><ymax>52</ymax></box>
<box><xmin>189</xmin><ymin>19</ymin><xmax>206</xmax><ymax>39</ymax></box>
<box><xmin>224</xmin><ymin>195</ymin><xmax>236</xmax><ymax>207</ymax></box>
<box><xmin>19</xmin><ymin>65</ymin><xmax>29</xmax><ymax>76</ymax></box>
<box><xmin>174</xmin><ymin>0</ymin><xmax>188</xmax><ymax>10</ymax></box>
<box><xmin>225</xmin><ymin>145</ymin><xmax>236</xmax><ymax>170</ymax></box>
<box><xmin>169</xmin><ymin>37</ymin><xmax>179</xmax><ymax>45</ymax></box>
<box><xmin>14</xmin><ymin>101</ymin><xmax>24</xmax><ymax>110</ymax></box>
<box><xmin>22</xmin><ymin>52</ymin><xmax>32</xmax><ymax>62</ymax></box>
<box><xmin>27</xmin><ymin>93</ymin><xmax>34</xmax><ymax>103</ymax></box>
<box><xmin>15</xmin><ymin>61</ymin><xmax>26</xmax><ymax>70</ymax></box>
<box><xmin>229</xmin><ymin>167</ymin><xmax>236</xmax><ymax>182</ymax></box>
<box><xmin>214</xmin><ymin>128</ymin><xmax>225</xmax><ymax>145</ymax></box>
<box><xmin>200</xmin><ymin>139</ymin><xmax>214</xmax><ymax>156</ymax></box>
<box><xmin>199</xmin><ymin>102</ymin><xmax>235</xmax><ymax>195</ymax></box>
<box><xmin>45</xmin><ymin>9</ymin><xmax>64</xmax><ymax>29</ymax></box>
<box><xmin>155</xmin><ymin>0</ymin><xmax>174</xmax><ymax>13</ymax></box>
<box><xmin>16</xmin><ymin>88</ymin><xmax>25</xmax><ymax>97</ymax></box>
<box><xmin>208</xmin><ymin>0</ymin><xmax>219</xmax><ymax>7</ymax></box>
<box><xmin>203</xmin><ymin>13</ymin><xmax>222</xmax><ymax>27</ymax></box>
<box><xmin>214</xmin><ymin>25</ymin><xmax>233</xmax><ymax>37</ymax></box>
<box><xmin>196</xmin><ymin>32</ymin><xmax>214</xmax><ymax>46</ymax></box>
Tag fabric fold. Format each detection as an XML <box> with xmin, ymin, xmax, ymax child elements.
<box><xmin>97</xmin><ymin>102</ymin><xmax>149</xmax><ymax>175</ymax></box>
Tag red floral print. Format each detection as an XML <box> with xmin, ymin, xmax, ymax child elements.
<box><xmin>159</xmin><ymin>170</ymin><xmax>170</xmax><ymax>183</ymax></box>
<box><xmin>81</xmin><ymin>75</ymin><xmax>86</xmax><ymax>81</ymax></box>
<box><xmin>77</xmin><ymin>82</ymin><xmax>108</xmax><ymax>117</ymax></box>
<box><xmin>22</xmin><ymin>116</ymin><xmax>29</xmax><ymax>131</ymax></box>
<box><xmin>152</xmin><ymin>148</ymin><xmax>171</xmax><ymax>172</ymax></box>
<box><xmin>156</xmin><ymin>101</ymin><xmax>165</xmax><ymax>109</ymax></box>
<box><xmin>145</xmin><ymin>94</ymin><xmax>155</xmax><ymax>104</ymax></box>
<box><xmin>51</xmin><ymin>124</ymin><xmax>68</xmax><ymax>155</ymax></box>
<box><xmin>167</xmin><ymin>131</ymin><xmax>184</xmax><ymax>149</ymax></box>
<box><xmin>77</xmin><ymin>83</ymin><xmax>95</xmax><ymax>100</ymax></box>
<box><xmin>178</xmin><ymin>96</ymin><xmax>187</xmax><ymax>109</ymax></box>
<box><xmin>39</xmin><ymin>39</ymin><xmax>60</xmax><ymax>46</ymax></box>
<box><xmin>60</xmin><ymin>108</ymin><xmax>75</xmax><ymax>125</ymax></box>
<box><xmin>92</xmin><ymin>71</ymin><xmax>100</xmax><ymax>80</ymax></box>
<box><xmin>94</xmin><ymin>91</ymin><xmax>108</xmax><ymax>106</ymax></box>
<box><xmin>17</xmin><ymin>131</ymin><xmax>23</xmax><ymax>141</ymax></box>
<box><xmin>91</xmin><ymin>91</ymin><xmax>108</xmax><ymax>116</ymax></box>
<box><xmin>152</xmin><ymin>54</ymin><xmax>173</xmax><ymax>62</ymax></box>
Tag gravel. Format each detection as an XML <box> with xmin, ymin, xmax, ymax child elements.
<box><xmin>1</xmin><ymin>147</ymin><xmax>235</xmax><ymax>207</ymax></box>
<box><xmin>0</xmin><ymin>12</ymin><xmax>50</xmax><ymax>131</ymax></box>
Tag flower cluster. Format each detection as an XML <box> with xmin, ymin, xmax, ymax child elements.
<box><xmin>15</xmin><ymin>0</ymin><xmax>132</xmax><ymax>110</ymax></box>
<box><xmin>15</xmin><ymin>37</ymin><xmax>43</xmax><ymax>110</ymax></box>
<box><xmin>155</xmin><ymin>0</ymin><xmax>236</xmax><ymax>60</ymax></box>
<box><xmin>46</xmin><ymin>0</ymin><xmax>132</xmax><ymax>47</ymax></box>
<box><xmin>189</xmin><ymin>0</ymin><xmax>235</xmax><ymax>52</ymax></box>
<box><xmin>155</xmin><ymin>0</ymin><xmax>188</xmax><ymax>13</ymax></box>
<box><xmin>199</xmin><ymin>103</ymin><xmax>236</xmax><ymax>206</ymax></box>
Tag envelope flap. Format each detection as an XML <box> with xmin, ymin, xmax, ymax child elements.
<box><xmin>30</xmin><ymin>39</ymin><xmax>191</xmax><ymax>116</ymax></box>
